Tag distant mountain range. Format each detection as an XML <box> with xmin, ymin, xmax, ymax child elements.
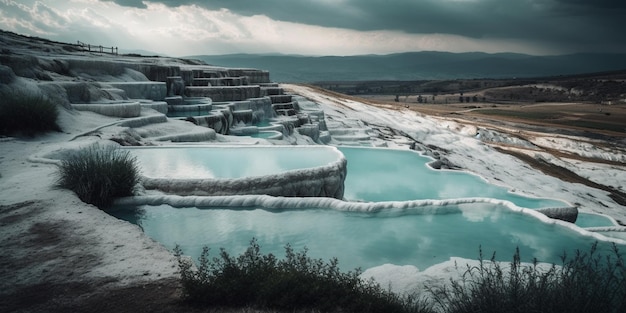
<box><xmin>187</xmin><ymin>52</ymin><xmax>626</xmax><ymax>83</ymax></box>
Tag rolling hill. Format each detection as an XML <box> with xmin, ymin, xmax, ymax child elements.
<box><xmin>188</xmin><ymin>52</ymin><xmax>626</xmax><ymax>82</ymax></box>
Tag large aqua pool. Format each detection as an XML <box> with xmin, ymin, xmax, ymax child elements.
<box><xmin>110</xmin><ymin>204</ymin><xmax>623</xmax><ymax>271</ymax></box>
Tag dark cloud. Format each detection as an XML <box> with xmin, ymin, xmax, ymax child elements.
<box><xmin>556</xmin><ymin>0</ymin><xmax>626</xmax><ymax>9</ymax></box>
<box><xmin>107</xmin><ymin>0</ymin><xmax>147</xmax><ymax>8</ymax></box>
<box><xmin>107</xmin><ymin>0</ymin><xmax>626</xmax><ymax>53</ymax></box>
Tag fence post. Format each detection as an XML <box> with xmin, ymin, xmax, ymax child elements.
<box><xmin>77</xmin><ymin>41</ymin><xmax>119</xmax><ymax>54</ymax></box>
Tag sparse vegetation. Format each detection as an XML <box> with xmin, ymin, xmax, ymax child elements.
<box><xmin>472</xmin><ymin>108</ymin><xmax>626</xmax><ymax>134</ymax></box>
<box><xmin>176</xmin><ymin>241</ymin><xmax>625</xmax><ymax>313</ymax></box>
<box><xmin>175</xmin><ymin>239</ymin><xmax>432</xmax><ymax>313</ymax></box>
<box><xmin>430</xmin><ymin>243</ymin><xmax>626</xmax><ymax>313</ymax></box>
<box><xmin>476</xmin><ymin>109</ymin><xmax>562</xmax><ymax>120</ymax></box>
<box><xmin>0</xmin><ymin>91</ymin><xmax>60</xmax><ymax>135</ymax></box>
<box><xmin>57</xmin><ymin>144</ymin><xmax>139</xmax><ymax>208</ymax></box>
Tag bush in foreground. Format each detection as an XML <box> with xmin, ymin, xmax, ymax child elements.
<box><xmin>175</xmin><ymin>239</ymin><xmax>432</xmax><ymax>313</ymax></box>
<box><xmin>177</xmin><ymin>241</ymin><xmax>625</xmax><ymax>313</ymax></box>
<box><xmin>430</xmin><ymin>243</ymin><xmax>625</xmax><ymax>313</ymax></box>
<box><xmin>57</xmin><ymin>144</ymin><xmax>139</xmax><ymax>208</ymax></box>
<box><xmin>0</xmin><ymin>91</ymin><xmax>60</xmax><ymax>135</ymax></box>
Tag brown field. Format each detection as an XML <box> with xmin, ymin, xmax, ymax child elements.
<box><xmin>352</xmin><ymin>94</ymin><xmax>626</xmax><ymax>140</ymax></box>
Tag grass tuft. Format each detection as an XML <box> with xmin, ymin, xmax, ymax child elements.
<box><xmin>0</xmin><ymin>91</ymin><xmax>60</xmax><ymax>135</ymax></box>
<box><xmin>429</xmin><ymin>243</ymin><xmax>626</xmax><ymax>313</ymax></box>
<box><xmin>57</xmin><ymin>144</ymin><xmax>139</xmax><ymax>208</ymax></box>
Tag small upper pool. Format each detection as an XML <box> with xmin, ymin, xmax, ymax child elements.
<box><xmin>128</xmin><ymin>145</ymin><xmax>342</xmax><ymax>179</ymax></box>
<box><xmin>576</xmin><ymin>213</ymin><xmax>618</xmax><ymax>228</ymax></box>
<box><xmin>339</xmin><ymin>147</ymin><xmax>567</xmax><ymax>208</ymax></box>
<box><xmin>249</xmin><ymin>130</ymin><xmax>282</xmax><ymax>139</ymax></box>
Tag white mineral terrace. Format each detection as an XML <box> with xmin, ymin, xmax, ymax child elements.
<box><xmin>1</xmin><ymin>37</ymin><xmax>625</xmax><ymax>300</ymax></box>
<box><xmin>128</xmin><ymin>145</ymin><xmax>347</xmax><ymax>198</ymax></box>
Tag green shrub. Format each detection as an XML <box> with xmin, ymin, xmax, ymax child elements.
<box><xmin>175</xmin><ymin>239</ymin><xmax>433</xmax><ymax>313</ymax></box>
<box><xmin>174</xmin><ymin>240</ymin><xmax>625</xmax><ymax>313</ymax></box>
<box><xmin>430</xmin><ymin>243</ymin><xmax>626</xmax><ymax>313</ymax></box>
<box><xmin>0</xmin><ymin>91</ymin><xmax>60</xmax><ymax>135</ymax></box>
<box><xmin>57</xmin><ymin>144</ymin><xmax>139</xmax><ymax>208</ymax></box>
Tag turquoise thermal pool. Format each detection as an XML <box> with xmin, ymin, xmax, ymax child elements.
<box><xmin>113</xmin><ymin>146</ymin><xmax>624</xmax><ymax>271</ymax></box>
<box><xmin>339</xmin><ymin>147</ymin><xmax>567</xmax><ymax>208</ymax></box>
<box><xmin>110</xmin><ymin>204</ymin><xmax>625</xmax><ymax>271</ymax></box>
<box><xmin>128</xmin><ymin>145</ymin><xmax>342</xmax><ymax>179</ymax></box>
<box><xmin>249</xmin><ymin>130</ymin><xmax>282</xmax><ymax>139</ymax></box>
<box><xmin>575</xmin><ymin>213</ymin><xmax>617</xmax><ymax>228</ymax></box>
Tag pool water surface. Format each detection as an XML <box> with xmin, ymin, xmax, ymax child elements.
<box><xmin>112</xmin><ymin>146</ymin><xmax>623</xmax><ymax>271</ymax></box>
<box><xmin>110</xmin><ymin>204</ymin><xmax>624</xmax><ymax>271</ymax></box>
<box><xmin>339</xmin><ymin>147</ymin><xmax>567</xmax><ymax>208</ymax></box>
<box><xmin>128</xmin><ymin>145</ymin><xmax>342</xmax><ymax>179</ymax></box>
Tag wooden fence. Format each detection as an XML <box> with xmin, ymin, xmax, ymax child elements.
<box><xmin>76</xmin><ymin>41</ymin><xmax>118</xmax><ymax>55</ymax></box>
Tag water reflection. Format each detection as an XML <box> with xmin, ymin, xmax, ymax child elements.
<box><xmin>127</xmin><ymin>146</ymin><xmax>341</xmax><ymax>179</ymax></box>
<box><xmin>339</xmin><ymin>147</ymin><xmax>567</xmax><ymax>208</ymax></box>
<box><xmin>110</xmin><ymin>204</ymin><xmax>623</xmax><ymax>271</ymax></box>
<box><xmin>109</xmin><ymin>146</ymin><xmax>616</xmax><ymax>273</ymax></box>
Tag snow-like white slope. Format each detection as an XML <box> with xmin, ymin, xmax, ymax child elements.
<box><xmin>1</xmin><ymin>79</ymin><xmax>624</xmax><ymax>300</ymax></box>
<box><xmin>283</xmin><ymin>84</ymin><xmax>626</xmax><ymax>223</ymax></box>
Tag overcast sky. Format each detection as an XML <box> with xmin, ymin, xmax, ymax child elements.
<box><xmin>2</xmin><ymin>0</ymin><xmax>625</xmax><ymax>56</ymax></box>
